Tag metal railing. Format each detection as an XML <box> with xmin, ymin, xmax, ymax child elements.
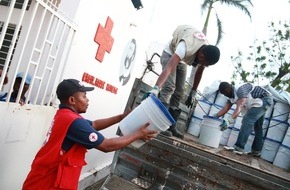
<box><xmin>0</xmin><ymin>0</ymin><xmax>76</xmax><ymax>106</ymax></box>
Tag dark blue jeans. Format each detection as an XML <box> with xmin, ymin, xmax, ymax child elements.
<box><xmin>235</xmin><ymin>96</ymin><xmax>273</xmax><ymax>152</ymax></box>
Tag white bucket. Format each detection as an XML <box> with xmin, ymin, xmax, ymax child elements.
<box><xmin>142</xmin><ymin>96</ymin><xmax>173</xmax><ymax>126</ymax></box>
<box><xmin>262</xmin><ymin>118</ymin><xmax>270</xmax><ymax>138</ymax></box>
<box><xmin>208</xmin><ymin>104</ymin><xmax>222</xmax><ymax>117</ymax></box>
<box><xmin>282</xmin><ymin>126</ymin><xmax>290</xmax><ymax>146</ymax></box>
<box><xmin>273</xmin><ymin>145</ymin><xmax>290</xmax><ymax>170</ymax></box>
<box><xmin>244</xmin><ymin>133</ymin><xmax>255</xmax><ymax>152</ymax></box>
<box><xmin>272</xmin><ymin>102</ymin><xmax>290</xmax><ymax>122</ymax></box>
<box><xmin>119</xmin><ymin>94</ymin><xmax>175</xmax><ymax>148</ymax></box>
<box><xmin>261</xmin><ymin>138</ymin><xmax>280</xmax><ymax>163</ymax></box>
<box><xmin>219</xmin><ymin>127</ymin><xmax>232</xmax><ymax>145</ymax></box>
<box><xmin>214</xmin><ymin>92</ymin><xmax>228</xmax><ymax>107</ymax></box>
<box><xmin>233</xmin><ymin>116</ymin><xmax>243</xmax><ymax>130</ymax></box>
<box><xmin>226</xmin><ymin>128</ymin><xmax>240</xmax><ymax>147</ymax></box>
<box><xmin>265</xmin><ymin>102</ymin><xmax>274</xmax><ymax>119</ymax></box>
<box><xmin>198</xmin><ymin>115</ymin><xmax>223</xmax><ymax>148</ymax></box>
<box><xmin>266</xmin><ymin>119</ymin><xmax>288</xmax><ymax>142</ymax></box>
<box><xmin>193</xmin><ymin>99</ymin><xmax>212</xmax><ymax>119</ymax></box>
<box><xmin>201</xmin><ymin>89</ymin><xmax>217</xmax><ymax>103</ymax></box>
<box><xmin>187</xmin><ymin>116</ymin><xmax>203</xmax><ymax>137</ymax></box>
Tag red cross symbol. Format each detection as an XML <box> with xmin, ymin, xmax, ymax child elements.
<box><xmin>94</xmin><ymin>16</ymin><xmax>114</xmax><ymax>62</ymax></box>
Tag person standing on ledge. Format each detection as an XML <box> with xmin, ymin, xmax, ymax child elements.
<box><xmin>142</xmin><ymin>25</ymin><xmax>220</xmax><ymax>139</ymax></box>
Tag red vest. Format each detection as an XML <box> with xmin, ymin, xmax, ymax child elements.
<box><xmin>23</xmin><ymin>109</ymin><xmax>87</xmax><ymax>190</ymax></box>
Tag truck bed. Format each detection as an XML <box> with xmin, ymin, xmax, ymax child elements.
<box><xmin>96</xmin><ymin>133</ymin><xmax>290</xmax><ymax>190</ymax></box>
<box><xmin>87</xmin><ymin>79</ymin><xmax>290</xmax><ymax>189</ymax></box>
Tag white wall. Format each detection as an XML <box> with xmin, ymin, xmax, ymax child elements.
<box><xmin>0</xmin><ymin>102</ymin><xmax>56</xmax><ymax>189</ymax></box>
<box><xmin>65</xmin><ymin>0</ymin><xmax>158</xmax><ymax>176</ymax></box>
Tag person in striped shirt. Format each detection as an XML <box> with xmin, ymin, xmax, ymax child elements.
<box><xmin>216</xmin><ymin>82</ymin><xmax>273</xmax><ymax>156</ymax></box>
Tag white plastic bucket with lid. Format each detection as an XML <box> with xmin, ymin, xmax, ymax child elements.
<box><xmin>119</xmin><ymin>94</ymin><xmax>175</xmax><ymax>148</ymax></box>
<box><xmin>266</xmin><ymin>119</ymin><xmax>288</xmax><ymax>143</ymax></box>
<box><xmin>273</xmin><ymin>144</ymin><xmax>290</xmax><ymax>170</ymax></box>
<box><xmin>282</xmin><ymin>126</ymin><xmax>290</xmax><ymax>146</ymax></box>
<box><xmin>272</xmin><ymin>102</ymin><xmax>290</xmax><ymax>122</ymax></box>
<box><xmin>233</xmin><ymin>116</ymin><xmax>243</xmax><ymax>130</ymax></box>
<box><xmin>226</xmin><ymin>127</ymin><xmax>240</xmax><ymax>147</ymax></box>
<box><xmin>193</xmin><ymin>98</ymin><xmax>213</xmax><ymax>119</ymax></box>
<box><xmin>187</xmin><ymin>116</ymin><xmax>203</xmax><ymax>137</ymax></box>
<box><xmin>198</xmin><ymin>115</ymin><xmax>223</xmax><ymax>148</ymax></box>
<box><xmin>208</xmin><ymin>104</ymin><xmax>222</xmax><ymax>117</ymax></box>
<box><xmin>143</xmin><ymin>96</ymin><xmax>173</xmax><ymax>126</ymax></box>
<box><xmin>261</xmin><ymin>138</ymin><xmax>280</xmax><ymax>162</ymax></box>
<box><xmin>244</xmin><ymin>133</ymin><xmax>255</xmax><ymax>152</ymax></box>
<box><xmin>262</xmin><ymin>118</ymin><xmax>270</xmax><ymax>137</ymax></box>
<box><xmin>265</xmin><ymin>102</ymin><xmax>274</xmax><ymax>119</ymax></box>
<box><xmin>214</xmin><ymin>92</ymin><xmax>228</xmax><ymax>107</ymax></box>
<box><xmin>219</xmin><ymin>127</ymin><xmax>232</xmax><ymax>145</ymax></box>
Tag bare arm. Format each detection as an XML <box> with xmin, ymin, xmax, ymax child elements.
<box><xmin>232</xmin><ymin>98</ymin><xmax>246</xmax><ymax>119</ymax></box>
<box><xmin>91</xmin><ymin>110</ymin><xmax>130</xmax><ymax>130</ymax></box>
<box><xmin>155</xmin><ymin>53</ymin><xmax>180</xmax><ymax>88</ymax></box>
<box><xmin>96</xmin><ymin>123</ymin><xmax>158</xmax><ymax>152</ymax></box>
<box><xmin>217</xmin><ymin>102</ymin><xmax>233</xmax><ymax>117</ymax></box>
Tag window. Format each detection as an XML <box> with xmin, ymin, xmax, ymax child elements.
<box><xmin>0</xmin><ymin>0</ymin><xmax>32</xmax><ymax>10</ymax></box>
<box><xmin>0</xmin><ymin>22</ymin><xmax>21</xmax><ymax>69</ymax></box>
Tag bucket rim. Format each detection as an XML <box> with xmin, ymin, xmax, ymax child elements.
<box><xmin>149</xmin><ymin>94</ymin><xmax>176</xmax><ymax>125</ymax></box>
<box><xmin>203</xmin><ymin>115</ymin><xmax>223</xmax><ymax>122</ymax></box>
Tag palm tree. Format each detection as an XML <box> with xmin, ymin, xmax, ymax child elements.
<box><xmin>187</xmin><ymin>0</ymin><xmax>253</xmax><ymax>94</ymax></box>
<box><xmin>202</xmin><ymin>0</ymin><xmax>253</xmax><ymax>45</ymax></box>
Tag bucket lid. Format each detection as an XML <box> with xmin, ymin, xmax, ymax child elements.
<box><xmin>149</xmin><ymin>94</ymin><xmax>176</xmax><ymax>125</ymax></box>
<box><xmin>203</xmin><ymin>115</ymin><xmax>223</xmax><ymax>122</ymax></box>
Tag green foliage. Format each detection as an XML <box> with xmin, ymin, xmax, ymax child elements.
<box><xmin>231</xmin><ymin>21</ymin><xmax>290</xmax><ymax>92</ymax></box>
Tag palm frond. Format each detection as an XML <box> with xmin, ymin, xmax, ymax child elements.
<box><xmin>201</xmin><ymin>0</ymin><xmax>212</xmax><ymax>13</ymax></box>
<box><xmin>219</xmin><ymin>0</ymin><xmax>253</xmax><ymax>21</ymax></box>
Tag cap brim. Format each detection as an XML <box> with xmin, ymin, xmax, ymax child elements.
<box><xmin>80</xmin><ymin>86</ymin><xmax>94</xmax><ymax>92</ymax></box>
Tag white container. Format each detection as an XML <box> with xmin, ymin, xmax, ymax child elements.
<box><xmin>273</xmin><ymin>145</ymin><xmax>290</xmax><ymax>170</ymax></box>
<box><xmin>193</xmin><ymin>99</ymin><xmax>212</xmax><ymax>119</ymax></box>
<box><xmin>272</xmin><ymin>102</ymin><xmax>290</xmax><ymax>122</ymax></box>
<box><xmin>214</xmin><ymin>92</ymin><xmax>228</xmax><ymax>107</ymax></box>
<box><xmin>262</xmin><ymin>118</ymin><xmax>270</xmax><ymax>138</ymax></box>
<box><xmin>226</xmin><ymin>128</ymin><xmax>240</xmax><ymax>147</ymax></box>
<box><xmin>187</xmin><ymin>116</ymin><xmax>203</xmax><ymax>137</ymax></box>
<box><xmin>244</xmin><ymin>133</ymin><xmax>255</xmax><ymax>152</ymax></box>
<box><xmin>265</xmin><ymin>102</ymin><xmax>274</xmax><ymax>119</ymax></box>
<box><xmin>233</xmin><ymin>116</ymin><xmax>243</xmax><ymax>130</ymax></box>
<box><xmin>198</xmin><ymin>115</ymin><xmax>223</xmax><ymax>148</ymax></box>
<box><xmin>282</xmin><ymin>126</ymin><xmax>290</xmax><ymax>146</ymax></box>
<box><xmin>261</xmin><ymin>138</ymin><xmax>280</xmax><ymax>163</ymax></box>
<box><xmin>119</xmin><ymin>94</ymin><xmax>175</xmax><ymax>148</ymax></box>
<box><xmin>266</xmin><ymin>119</ymin><xmax>288</xmax><ymax>143</ymax></box>
<box><xmin>219</xmin><ymin>127</ymin><xmax>232</xmax><ymax>145</ymax></box>
<box><xmin>208</xmin><ymin>104</ymin><xmax>222</xmax><ymax>117</ymax></box>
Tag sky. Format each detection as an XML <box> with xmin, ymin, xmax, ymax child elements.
<box><xmin>140</xmin><ymin>0</ymin><xmax>290</xmax><ymax>92</ymax></box>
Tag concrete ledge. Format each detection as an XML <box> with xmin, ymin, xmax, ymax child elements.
<box><xmin>78</xmin><ymin>165</ymin><xmax>111</xmax><ymax>190</ymax></box>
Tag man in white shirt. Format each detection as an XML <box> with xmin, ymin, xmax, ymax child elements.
<box><xmin>143</xmin><ymin>25</ymin><xmax>220</xmax><ymax>139</ymax></box>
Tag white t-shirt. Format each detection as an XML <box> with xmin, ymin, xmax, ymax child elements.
<box><xmin>164</xmin><ymin>40</ymin><xmax>186</xmax><ymax>60</ymax></box>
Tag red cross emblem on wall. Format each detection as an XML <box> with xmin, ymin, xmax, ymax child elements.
<box><xmin>94</xmin><ymin>16</ymin><xmax>114</xmax><ymax>62</ymax></box>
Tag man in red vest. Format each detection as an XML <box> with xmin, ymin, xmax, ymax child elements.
<box><xmin>23</xmin><ymin>79</ymin><xmax>157</xmax><ymax>190</ymax></box>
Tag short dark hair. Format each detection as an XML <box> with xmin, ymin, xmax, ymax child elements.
<box><xmin>219</xmin><ymin>82</ymin><xmax>231</xmax><ymax>93</ymax></box>
<box><xmin>200</xmin><ymin>45</ymin><xmax>220</xmax><ymax>65</ymax></box>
